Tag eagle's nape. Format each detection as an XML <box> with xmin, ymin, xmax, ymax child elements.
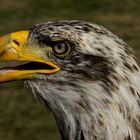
<box><xmin>0</xmin><ymin>20</ymin><xmax>140</xmax><ymax>140</ymax></box>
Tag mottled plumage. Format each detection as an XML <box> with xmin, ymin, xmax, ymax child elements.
<box><xmin>23</xmin><ymin>21</ymin><xmax>140</xmax><ymax>140</ymax></box>
<box><xmin>1</xmin><ymin>20</ymin><xmax>140</xmax><ymax>140</ymax></box>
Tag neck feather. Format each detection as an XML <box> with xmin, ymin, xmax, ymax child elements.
<box><xmin>26</xmin><ymin>72</ymin><xmax>140</xmax><ymax>140</ymax></box>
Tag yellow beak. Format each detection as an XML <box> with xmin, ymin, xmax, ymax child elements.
<box><xmin>0</xmin><ymin>31</ymin><xmax>60</xmax><ymax>83</ymax></box>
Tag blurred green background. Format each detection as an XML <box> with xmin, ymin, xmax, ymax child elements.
<box><xmin>0</xmin><ymin>0</ymin><xmax>140</xmax><ymax>139</ymax></box>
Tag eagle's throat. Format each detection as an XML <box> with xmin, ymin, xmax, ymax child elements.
<box><xmin>25</xmin><ymin>65</ymin><xmax>140</xmax><ymax>140</ymax></box>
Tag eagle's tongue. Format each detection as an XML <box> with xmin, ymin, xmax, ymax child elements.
<box><xmin>0</xmin><ymin>69</ymin><xmax>18</xmax><ymax>75</ymax></box>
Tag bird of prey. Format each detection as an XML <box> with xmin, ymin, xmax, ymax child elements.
<box><xmin>0</xmin><ymin>20</ymin><xmax>140</xmax><ymax>140</ymax></box>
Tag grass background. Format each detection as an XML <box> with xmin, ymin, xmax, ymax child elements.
<box><xmin>0</xmin><ymin>0</ymin><xmax>140</xmax><ymax>139</ymax></box>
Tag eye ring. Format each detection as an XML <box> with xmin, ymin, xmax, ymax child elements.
<box><xmin>52</xmin><ymin>41</ymin><xmax>71</xmax><ymax>57</ymax></box>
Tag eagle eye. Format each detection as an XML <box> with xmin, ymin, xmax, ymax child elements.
<box><xmin>52</xmin><ymin>41</ymin><xmax>71</xmax><ymax>57</ymax></box>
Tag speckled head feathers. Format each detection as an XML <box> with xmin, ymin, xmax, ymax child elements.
<box><xmin>25</xmin><ymin>20</ymin><xmax>140</xmax><ymax>140</ymax></box>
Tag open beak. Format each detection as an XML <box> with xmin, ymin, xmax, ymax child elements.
<box><xmin>0</xmin><ymin>31</ymin><xmax>60</xmax><ymax>83</ymax></box>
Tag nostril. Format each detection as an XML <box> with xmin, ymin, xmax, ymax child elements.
<box><xmin>13</xmin><ymin>40</ymin><xmax>20</xmax><ymax>46</ymax></box>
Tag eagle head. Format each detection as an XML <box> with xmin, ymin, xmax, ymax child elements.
<box><xmin>0</xmin><ymin>21</ymin><xmax>139</xmax><ymax>140</ymax></box>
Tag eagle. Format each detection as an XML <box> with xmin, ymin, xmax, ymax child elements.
<box><xmin>0</xmin><ymin>20</ymin><xmax>140</xmax><ymax>140</ymax></box>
